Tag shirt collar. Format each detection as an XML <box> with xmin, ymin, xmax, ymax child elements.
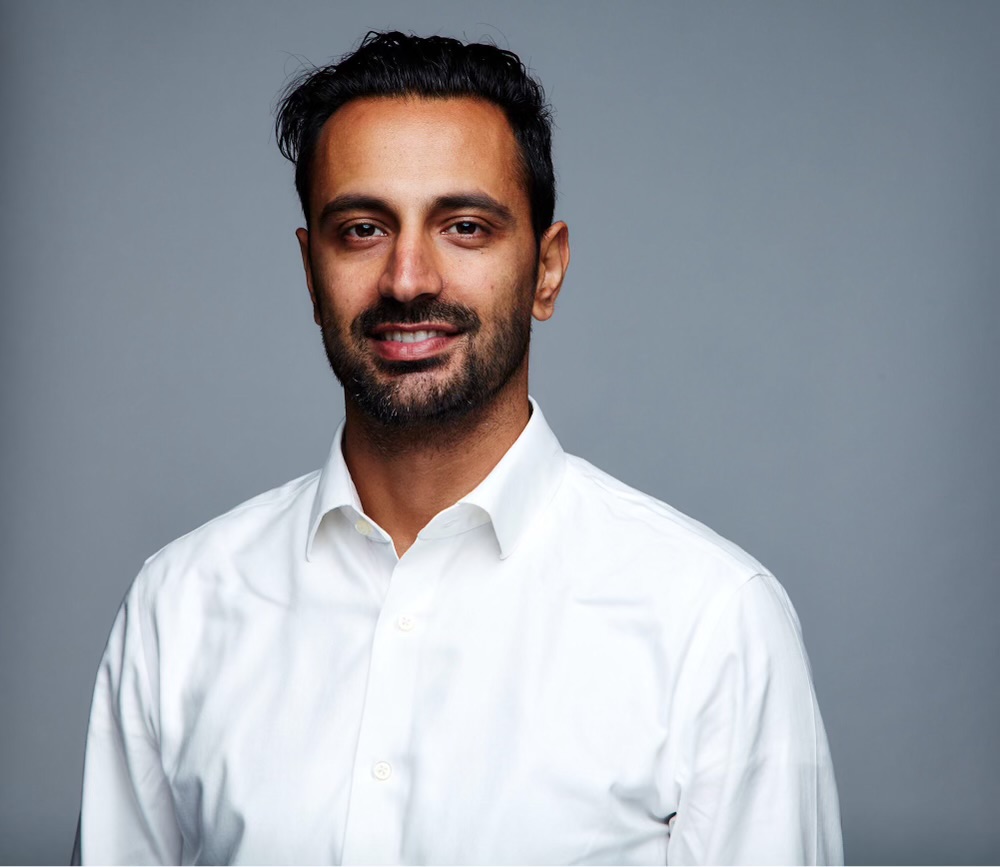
<box><xmin>306</xmin><ymin>397</ymin><xmax>566</xmax><ymax>561</ymax></box>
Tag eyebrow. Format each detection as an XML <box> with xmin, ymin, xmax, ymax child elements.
<box><xmin>433</xmin><ymin>193</ymin><xmax>515</xmax><ymax>226</ymax></box>
<box><xmin>317</xmin><ymin>192</ymin><xmax>516</xmax><ymax>228</ymax></box>
<box><xmin>317</xmin><ymin>194</ymin><xmax>392</xmax><ymax>226</ymax></box>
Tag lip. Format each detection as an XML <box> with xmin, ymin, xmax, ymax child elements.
<box><xmin>368</xmin><ymin>322</ymin><xmax>463</xmax><ymax>363</ymax></box>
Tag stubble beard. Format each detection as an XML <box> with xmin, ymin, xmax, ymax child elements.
<box><xmin>318</xmin><ymin>293</ymin><xmax>533</xmax><ymax>429</ymax></box>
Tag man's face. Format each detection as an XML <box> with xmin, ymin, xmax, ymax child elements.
<box><xmin>297</xmin><ymin>96</ymin><xmax>546</xmax><ymax>426</ymax></box>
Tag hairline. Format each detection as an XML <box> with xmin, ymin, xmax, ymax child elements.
<box><xmin>300</xmin><ymin>93</ymin><xmax>538</xmax><ymax>238</ymax></box>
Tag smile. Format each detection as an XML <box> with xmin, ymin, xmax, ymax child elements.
<box><xmin>378</xmin><ymin>330</ymin><xmax>451</xmax><ymax>343</ymax></box>
<box><xmin>368</xmin><ymin>324</ymin><xmax>462</xmax><ymax>363</ymax></box>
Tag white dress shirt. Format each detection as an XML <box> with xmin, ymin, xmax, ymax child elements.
<box><xmin>79</xmin><ymin>400</ymin><xmax>842</xmax><ymax>864</ymax></box>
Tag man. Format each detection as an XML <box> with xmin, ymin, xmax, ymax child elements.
<box><xmin>77</xmin><ymin>31</ymin><xmax>842</xmax><ymax>864</ymax></box>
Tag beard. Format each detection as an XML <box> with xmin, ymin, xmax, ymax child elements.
<box><xmin>318</xmin><ymin>293</ymin><xmax>533</xmax><ymax>427</ymax></box>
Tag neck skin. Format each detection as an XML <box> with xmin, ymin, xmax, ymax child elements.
<box><xmin>341</xmin><ymin>363</ymin><xmax>531</xmax><ymax>557</ymax></box>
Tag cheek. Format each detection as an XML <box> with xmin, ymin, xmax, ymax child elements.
<box><xmin>313</xmin><ymin>260</ymin><xmax>378</xmax><ymax>318</ymax></box>
<box><xmin>457</xmin><ymin>251</ymin><xmax>534</xmax><ymax>298</ymax></box>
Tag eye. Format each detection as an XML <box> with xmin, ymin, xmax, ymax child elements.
<box><xmin>344</xmin><ymin>222</ymin><xmax>386</xmax><ymax>239</ymax></box>
<box><xmin>444</xmin><ymin>220</ymin><xmax>487</xmax><ymax>237</ymax></box>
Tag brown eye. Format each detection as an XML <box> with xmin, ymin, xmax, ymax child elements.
<box><xmin>346</xmin><ymin>223</ymin><xmax>385</xmax><ymax>239</ymax></box>
<box><xmin>446</xmin><ymin>221</ymin><xmax>485</xmax><ymax>236</ymax></box>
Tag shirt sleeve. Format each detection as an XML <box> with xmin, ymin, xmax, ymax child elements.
<box><xmin>665</xmin><ymin>573</ymin><xmax>843</xmax><ymax>865</ymax></box>
<box><xmin>79</xmin><ymin>577</ymin><xmax>183</xmax><ymax>864</ymax></box>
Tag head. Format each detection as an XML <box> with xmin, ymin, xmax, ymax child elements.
<box><xmin>275</xmin><ymin>33</ymin><xmax>568</xmax><ymax>430</ymax></box>
<box><xmin>276</xmin><ymin>31</ymin><xmax>556</xmax><ymax>245</ymax></box>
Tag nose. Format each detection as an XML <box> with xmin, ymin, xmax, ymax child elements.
<box><xmin>377</xmin><ymin>230</ymin><xmax>444</xmax><ymax>302</ymax></box>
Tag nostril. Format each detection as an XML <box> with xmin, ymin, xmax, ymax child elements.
<box><xmin>378</xmin><ymin>257</ymin><xmax>445</xmax><ymax>300</ymax></box>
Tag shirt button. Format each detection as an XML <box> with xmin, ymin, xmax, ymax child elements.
<box><xmin>396</xmin><ymin>615</ymin><xmax>415</xmax><ymax>632</ymax></box>
<box><xmin>354</xmin><ymin>518</ymin><xmax>373</xmax><ymax>537</ymax></box>
<box><xmin>372</xmin><ymin>761</ymin><xmax>392</xmax><ymax>781</ymax></box>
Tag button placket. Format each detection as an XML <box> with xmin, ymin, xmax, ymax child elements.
<box><xmin>340</xmin><ymin>543</ymin><xmax>444</xmax><ymax>863</ymax></box>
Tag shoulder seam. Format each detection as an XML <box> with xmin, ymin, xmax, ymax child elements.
<box><xmin>142</xmin><ymin>470</ymin><xmax>320</xmax><ymax>567</ymax></box>
<box><xmin>563</xmin><ymin>455</ymin><xmax>764</xmax><ymax>576</ymax></box>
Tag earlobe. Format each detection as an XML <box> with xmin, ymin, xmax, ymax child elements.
<box><xmin>533</xmin><ymin>221</ymin><xmax>570</xmax><ymax>321</ymax></box>
<box><xmin>295</xmin><ymin>227</ymin><xmax>321</xmax><ymax>326</ymax></box>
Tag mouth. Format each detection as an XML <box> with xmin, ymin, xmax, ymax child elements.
<box><xmin>368</xmin><ymin>322</ymin><xmax>463</xmax><ymax>363</ymax></box>
<box><xmin>377</xmin><ymin>328</ymin><xmax>453</xmax><ymax>343</ymax></box>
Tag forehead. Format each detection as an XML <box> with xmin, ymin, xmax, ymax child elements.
<box><xmin>309</xmin><ymin>96</ymin><xmax>527</xmax><ymax>215</ymax></box>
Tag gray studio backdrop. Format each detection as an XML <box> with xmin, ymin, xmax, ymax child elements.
<box><xmin>2</xmin><ymin>1</ymin><xmax>998</xmax><ymax>863</ymax></box>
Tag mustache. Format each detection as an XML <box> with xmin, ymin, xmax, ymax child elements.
<box><xmin>355</xmin><ymin>298</ymin><xmax>481</xmax><ymax>334</ymax></box>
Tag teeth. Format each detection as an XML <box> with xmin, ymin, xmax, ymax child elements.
<box><xmin>381</xmin><ymin>330</ymin><xmax>448</xmax><ymax>343</ymax></box>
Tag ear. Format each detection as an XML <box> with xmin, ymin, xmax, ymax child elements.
<box><xmin>296</xmin><ymin>227</ymin><xmax>321</xmax><ymax>326</ymax></box>
<box><xmin>533</xmin><ymin>221</ymin><xmax>570</xmax><ymax>321</ymax></box>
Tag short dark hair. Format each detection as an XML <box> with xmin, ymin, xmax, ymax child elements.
<box><xmin>275</xmin><ymin>31</ymin><xmax>555</xmax><ymax>242</ymax></box>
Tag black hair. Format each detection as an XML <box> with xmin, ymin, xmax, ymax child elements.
<box><xmin>275</xmin><ymin>31</ymin><xmax>555</xmax><ymax>242</ymax></box>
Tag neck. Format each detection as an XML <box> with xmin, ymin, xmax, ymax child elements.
<box><xmin>341</xmin><ymin>375</ymin><xmax>531</xmax><ymax>557</ymax></box>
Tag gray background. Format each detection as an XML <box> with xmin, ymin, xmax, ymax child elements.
<box><xmin>1</xmin><ymin>1</ymin><xmax>998</xmax><ymax>863</ymax></box>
